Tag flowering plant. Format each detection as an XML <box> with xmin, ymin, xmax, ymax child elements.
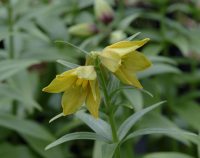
<box><xmin>42</xmin><ymin>37</ymin><xmax>197</xmax><ymax>158</ymax></box>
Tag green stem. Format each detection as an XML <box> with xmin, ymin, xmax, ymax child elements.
<box><xmin>118</xmin><ymin>0</ymin><xmax>124</xmax><ymax>18</ymax></box>
<box><xmin>108</xmin><ymin>112</ymin><xmax>119</xmax><ymax>142</ymax></box>
<box><xmin>95</xmin><ymin>58</ymin><xmax>121</xmax><ymax>158</ymax></box>
<box><xmin>7</xmin><ymin>0</ymin><xmax>17</xmax><ymax>114</ymax></box>
<box><xmin>198</xmin><ymin>130</ymin><xmax>200</xmax><ymax>158</ymax></box>
<box><xmin>7</xmin><ymin>0</ymin><xmax>14</xmax><ymax>59</ymax></box>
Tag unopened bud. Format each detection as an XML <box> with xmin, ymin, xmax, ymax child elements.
<box><xmin>94</xmin><ymin>0</ymin><xmax>114</xmax><ymax>24</ymax></box>
<box><xmin>69</xmin><ymin>23</ymin><xmax>98</xmax><ymax>37</ymax></box>
<box><xmin>110</xmin><ymin>30</ymin><xmax>127</xmax><ymax>44</ymax></box>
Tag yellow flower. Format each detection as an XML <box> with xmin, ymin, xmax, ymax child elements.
<box><xmin>94</xmin><ymin>0</ymin><xmax>114</xmax><ymax>24</ymax></box>
<box><xmin>42</xmin><ymin>66</ymin><xmax>100</xmax><ymax>118</ymax></box>
<box><xmin>98</xmin><ymin>38</ymin><xmax>152</xmax><ymax>88</ymax></box>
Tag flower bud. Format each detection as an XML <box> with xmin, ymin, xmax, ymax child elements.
<box><xmin>68</xmin><ymin>23</ymin><xmax>98</xmax><ymax>37</ymax></box>
<box><xmin>109</xmin><ymin>30</ymin><xmax>127</xmax><ymax>44</ymax></box>
<box><xmin>94</xmin><ymin>0</ymin><xmax>114</xmax><ymax>24</ymax></box>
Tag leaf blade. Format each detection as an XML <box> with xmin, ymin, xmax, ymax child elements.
<box><xmin>45</xmin><ymin>132</ymin><xmax>110</xmax><ymax>150</ymax></box>
<box><xmin>118</xmin><ymin>101</ymin><xmax>166</xmax><ymax>140</ymax></box>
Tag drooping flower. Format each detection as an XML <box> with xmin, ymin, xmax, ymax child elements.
<box><xmin>94</xmin><ymin>0</ymin><xmax>114</xmax><ymax>24</ymax></box>
<box><xmin>42</xmin><ymin>66</ymin><xmax>100</xmax><ymax>118</ymax></box>
<box><xmin>98</xmin><ymin>38</ymin><xmax>152</xmax><ymax>88</ymax></box>
<box><xmin>109</xmin><ymin>30</ymin><xmax>127</xmax><ymax>44</ymax></box>
<box><xmin>68</xmin><ymin>23</ymin><xmax>98</xmax><ymax>37</ymax></box>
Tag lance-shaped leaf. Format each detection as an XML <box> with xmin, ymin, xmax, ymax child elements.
<box><xmin>143</xmin><ymin>152</ymin><xmax>194</xmax><ymax>158</ymax></box>
<box><xmin>75</xmin><ymin>111</ymin><xmax>112</xmax><ymax>141</ymax></box>
<box><xmin>45</xmin><ymin>132</ymin><xmax>109</xmax><ymax>150</ymax></box>
<box><xmin>0</xmin><ymin>59</ymin><xmax>39</xmax><ymax>81</ymax></box>
<box><xmin>0</xmin><ymin>112</ymin><xmax>53</xmax><ymax>141</ymax></box>
<box><xmin>118</xmin><ymin>101</ymin><xmax>166</xmax><ymax>140</ymax></box>
<box><xmin>123</xmin><ymin>128</ymin><xmax>198</xmax><ymax>143</ymax></box>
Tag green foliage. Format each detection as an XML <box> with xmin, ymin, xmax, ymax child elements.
<box><xmin>0</xmin><ymin>0</ymin><xmax>200</xmax><ymax>158</ymax></box>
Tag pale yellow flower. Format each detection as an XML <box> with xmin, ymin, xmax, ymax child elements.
<box><xmin>94</xmin><ymin>0</ymin><xmax>114</xmax><ymax>24</ymax></box>
<box><xmin>98</xmin><ymin>38</ymin><xmax>152</xmax><ymax>88</ymax></box>
<box><xmin>43</xmin><ymin>66</ymin><xmax>100</xmax><ymax>118</ymax></box>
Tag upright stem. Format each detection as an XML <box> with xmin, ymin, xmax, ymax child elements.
<box><xmin>198</xmin><ymin>130</ymin><xmax>200</xmax><ymax>158</ymax></box>
<box><xmin>7</xmin><ymin>0</ymin><xmax>14</xmax><ymax>59</ymax></box>
<box><xmin>95</xmin><ymin>58</ymin><xmax>121</xmax><ymax>158</ymax></box>
<box><xmin>7</xmin><ymin>0</ymin><xmax>17</xmax><ymax>114</ymax></box>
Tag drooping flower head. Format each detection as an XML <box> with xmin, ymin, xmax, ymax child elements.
<box><xmin>69</xmin><ymin>23</ymin><xmax>98</xmax><ymax>37</ymax></box>
<box><xmin>43</xmin><ymin>66</ymin><xmax>100</xmax><ymax>118</ymax></box>
<box><xmin>98</xmin><ymin>38</ymin><xmax>152</xmax><ymax>88</ymax></box>
<box><xmin>94</xmin><ymin>0</ymin><xmax>114</xmax><ymax>24</ymax></box>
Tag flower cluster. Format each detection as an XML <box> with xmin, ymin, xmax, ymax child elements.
<box><xmin>43</xmin><ymin>39</ymin><xmax>151</xmax><ymax>118</ymax></box>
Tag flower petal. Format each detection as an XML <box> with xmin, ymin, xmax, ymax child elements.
<box><xmin>42</xmin><ymin>69</ymin><xmax>76</xmax><ymax>93</ymax></box>
<box><xmin>115</xmin><ymin>68</ymin><xmax>143</xmax><ymax>88</ymax></box>
<box><xmin>62</xmin><ymin>86</ymin><xmax>87</xmax><ymax>115</ymax></box>
<box><xmin>99</xmin><ymin>51</ymin><xmax>121</xmax><ymax>72</ymax></box>
<box><xmin>86</xmin><ymin>81</ymin><xmax>101</xmax><ymax>118</ymax></box>
<box><xmin>104</xmin><ymin>38</ymin><xmax>150</xmax><ymax>57</ymax></box>
<box><xmin>76</xmin><ymin>66</ymin><xmax>97</xmax><ymax>80</ymax></box>
<box><xmin>89</xmin><ymin>80</ymin><xmax>97</xmax><ymax>100</ymax></box>
<box><xmin>122</xmin><ymin>51</ymin><xmax>152</xmax><ymax>72</ymax></box>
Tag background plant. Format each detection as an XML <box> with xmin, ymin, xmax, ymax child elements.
<box><xmin>0</xmin><ymin>0</ymin><xmax>200</xmax><ymax>158</ymax></box>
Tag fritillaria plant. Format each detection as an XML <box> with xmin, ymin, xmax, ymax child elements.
<box><xmin>42</xmin><ymin>37</ymin><xmax>196</xmax><ymax>158</ymax></box>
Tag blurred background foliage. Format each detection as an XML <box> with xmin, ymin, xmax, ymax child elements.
<box><xmin>0</xmin><ymin>0</ymin><xmax>200</xmax><ymax>158</ymax></box>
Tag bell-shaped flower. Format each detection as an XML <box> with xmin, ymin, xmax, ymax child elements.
<box><xmin>43</xmin><ymin>66</ymin><xmax>100</xmax><ymax>118</ymax></box>
<box><xmin>69</xmin><ymin>23</ymin><xmax>98</xmax><ymax>37</ymax></box>
<box><xmin>98</xmin><ymin>38</ymin><xmax>152</xmax><ymax>88</ymax></box>
<box><xmin>94</xmin><ymin>0</ymin><xmax>114</xmax><ymax>24</ymax></box>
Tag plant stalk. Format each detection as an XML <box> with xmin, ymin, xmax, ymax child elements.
<box><xmin>95</xmin><ymin>58</ymin><xmax>121</xmax><ymax>158</ymax></box>
<box><xmin>198</xmin><ymin>130</ymin><xmax>200</xmax><ymax>158</ymax></box>
<box><xmin>7</xmin><ymin>0</ymin><xmax>17</xmax><ymax>114</ymax></box>
<box><xmin>7</xmin><ymin>0</ymin><xmax>14</xmax><ymax>59</ymax></box>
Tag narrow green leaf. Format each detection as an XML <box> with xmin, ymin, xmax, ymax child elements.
<box><xmin>0</xmin><ymin>83</ymin><xmax>42</xmax><ymax>111</ymax></box>
<box><xmin>0</xmin><ymin>143</ymin><xmax>36</xmax><ymax>158</ymax></box>
<box><xmin>55</xmin><ymin>40</ymin><xmax>89</xmax><ymax>55</ymax></box>
<box><xmin>22</xmin><ymin>135</ymin><xmax>65</xmax><ymax>158</ymax></box>
<box><xmin>123</xmin><ymin>89</ymin><xmax>143</xmax><ymax>112</ymax></box>
<box><xmin>148</xmin><ymin>56</ymin><xmax>177</xmax><ymax>65</ymax></box>
<box><xmin>173</xmin><ymin>101</ymin><xmax>200</xmax><ymax>131</ymax></box>
<box><xmin>170</xmin><ymin>35</ymin><xmax>189</xmax><ymax>56</ymax></box>
<box><xmin>137</xmin><ymin>113</ymin><xmax>192</xmax><ymax>145</ymax></box>
<box><xmin>139</xmin><ymin>88</ymin><xmax>154</xmax><ymax>97</ymax></box>
<box><xmin>75</xmin><ymin>111</ymin><xmax>112</xmax><ymax>141</ymax></box>
<box><xmin>0</xmin><ymin>112</ymin><xmax>53</xmax><ymax>141</ymax></box>
<box><xmin>126</xmin><ymin>32</ymin><xmax>141</xmax><ymax>41</ymax></box>
<box><xmin>0</xmin><ymin>31</ymin><xmax>16</xmax><ymax>41</ymax></box>
<box><xmin>123</xmin><ymin>128</ymin><xmax>197</xmax><ymax>143</ymax></box>
<box><xmin>0</xmin><ymin>59</ymin><xmax>39</xmax><ymax>81</ymax></box>
<box><xmin>102</xmin><ymin>143</ymin><xmax>118</xmax><ymax>158</ymax></box>
<box><xmin>138</xmin><ymin>63</ymin><xmax>181</xmax><ymax>79</ymax></box>
<box><xmin>143</xmin><ymin>152</ymin><xmax>194</xmax><ymax>158</ymax></box>
<box><xmin>93</xmin><ymin>141</ymin><xmax>104</xmax><ymax>158</ymax></box>
<box><xmin>119</xmin><ymin>13</ymin><xmax>140</xmax><ymax>30</ymax></box>
<box><xmin>118</xmin><ymin>101</ymin><xmax>166</xmax><ymax>140</ymax></box>
<box><xmin>45</xmin><ymin>132</ymin><xmax>110</xmax><ymax>150</ymax></box>
<box><xmin>49</xmin><ymin>113</ymin><xmax>64</xmax><ymax>123</ymax></box>
<box><xmin>56</xmin><ymin>59</ymin><xmax>79</xmax><ymax>69</ymax></box>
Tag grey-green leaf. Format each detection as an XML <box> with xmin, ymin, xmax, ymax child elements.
<box><xmin>138</xmin><ymin>63</ymin><xmax>181</xmax><ymax>79</ymax></box>
<box><xmin>124</xmin><ymin>128</ymin><xmax>198</xmax><ymax>143</ymax></box>
<box><xmin>0</xmin><ymin>112</ymin><xmax>53</xmax><ymax>141</ymax></box>
<box><xmin>123</xmin><ymin>89</ymin><xmax>143</xmax><ymax>112</ymax></box>
<box><xmin>102</xmin><ymin>143</ymin><xmax>118</xmax><ymax>158</ymax></box>
<box><xmin>118</xmin><ymin>101</ymin><xmax>166</xmax><ymax>140</ymax></box>
<box><xmin>75</xmin><ymin>111</ymin><xmax>112</xmax><ymax>141</ymax></box>
<box><xmin>45</xmin><ymin>132</ymin><xmax>110</xmax><ymax>150</ymax></box>
<box><xmin>0</xmin><ymin>59</ymin><xmax>39</xmax><ymax>81</ymax></box>
<box><xmin>22</xmin><ymin>135</ymin><xmax>65</xmax><ymax>158</ymax></box>
<box><xmin>56</xmin><ymin>59</ymin><xmax>79</xmax><ymax>69</ymax></box>
<box><xmin>143</xmin><ymin>152</ymin><xmax>194</xmax><ymax>158</ymax></box>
